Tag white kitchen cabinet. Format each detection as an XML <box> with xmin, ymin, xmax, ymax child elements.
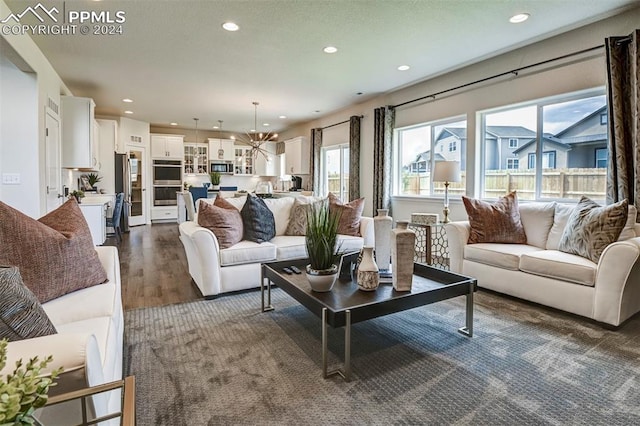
<box><xmin>151</xmin><ymin>205</ymin><xmax>177</xmax><ymax>222</ymax></box>
<box><xmin>61</xmin><ymin>96</ymin><xmax>98</xmax><ymax>169</ymax></box>
<box><xmin>254</xmin><ymin>142</ymin><xmax>278</xmax><ymax>176</ymax></box>
<box><xmin>234</xmin><ymin>146</ymin><xmax>254</xmax><ymax>175</ymax></box>
<box><xmin>184</xmin><ymin>143</ymin><xmax>208</xmax><ymax>174</ymax></box>
<box><xmin>284</xmin><ymin>136</ymin><xmax>310</xmax><ymax>175</ymax></box>
<box><xmin>208</xmin><ymin>138</ymin><xmax>235</xmax><ymax>162</ymax></box>
<box><xmin>151</xmin><ymin>134</ymin><xmax>184</xmax><ymax>159</ymax></box>
<box><xmin>79</xmin><ymin>202</ymin><xmax>107</xmax><ymax>245</ymax></box>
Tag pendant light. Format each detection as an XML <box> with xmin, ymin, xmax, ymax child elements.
<box><xmin>217</xmin><ymin>120</ymin><xmax>225</xmax><ymax>159</ymax></box>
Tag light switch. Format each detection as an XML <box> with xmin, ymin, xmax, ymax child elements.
<box><xmin>1</xmin><ymin>173</ymin><xmax>21</xmax><ymax>184</ymax></box>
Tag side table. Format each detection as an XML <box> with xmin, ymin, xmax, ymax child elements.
<box><xmin>34</xmin><ymin>376</ymin><xmax>135</xmax><ymax>426</ymax></box>
<box><xmin>409</xmin><ymin>222</ymin><xmax>450</xmax><ymax>270</ymax></box>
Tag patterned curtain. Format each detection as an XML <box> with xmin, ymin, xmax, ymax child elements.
<box><xmin>606</xmin><ymin>29</ymin><xmax>640</xmax><ymax>214</ymax></box>
<box><xmin>349</xmin><ymin>115</ymin><xmax>362</xmax><ymax>200</ymax></box>
<box><xmin>373</xmin><ymin>106</ymin><xmax>395</xmax><ymax>213</ymax></box>
<box><xmin>275</xmin><ymin>142</ymin><xmax>285</xmax><ymax>155</ymax></box>
<box><xmin>310</xmin><ymin>128</ymin><xmax>323</xmax><ymax>193</ymax></box>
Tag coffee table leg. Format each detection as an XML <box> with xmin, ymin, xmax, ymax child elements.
<box><xmin>458</xmin><ymin>282</ymin><xmax>473</xmax><ymax>337</ymax></box>
<box><xmin>322</xmin><ymin>308</ymin><xmax>352</xmax><ymax>382</ymax></box>
<box><xmin>261</xmin><ymin>268</ymin><xmax>274</xmax><ymax>312</ymax></box>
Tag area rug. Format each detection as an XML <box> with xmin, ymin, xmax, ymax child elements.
<box><xmin>125</xmin><ymin>289</ymin><xmax>640</xmax><ymax>425</ymax></box>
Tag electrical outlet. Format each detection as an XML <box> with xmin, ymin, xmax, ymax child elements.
<box><xmin>1</xmin><ymin>173</ymin><xmax>21</xmax><ymax>185</ymax></box>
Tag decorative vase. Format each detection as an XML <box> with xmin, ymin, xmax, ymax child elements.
<box><xmin>374</xmin><ymin>209</ymin><xmax>392</xmax><ymax>271</ymax></box>
<box><xmin>306</xmin><ymin>264</ymin><xmax>338</xmax><ymax>292</ymax></box>
<box><xmin>203</xmin><ymin>182</ymin><xmax>211</xmax><ymax>190</ymax></box>
<box><xmin>357</xmin><ymin>246</ymin><xmax>379</xmax><ymax>291</ymax></box>
<box><xmin>391</xmin><ymin>221</ymin><xmax>416</xmax><ymax>292</ymax></box>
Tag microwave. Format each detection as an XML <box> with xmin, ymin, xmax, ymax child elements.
<box><xmin>210</xmin><ymin>161</ymin><xmax>234</xmax><ymax>174</ymax></box>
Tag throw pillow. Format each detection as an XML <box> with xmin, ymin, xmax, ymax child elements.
<box><xmin>558</xmin><ymin>196</ymin><xmax>628</xmax><ymax>263</ymax></box>
<box><xmin>0</xmin><ymin>266</ymin><xmax>57</xmax><ymax>341</ymax></box>
<box><xmin>241</xmin><ymin>193</ymin><xmax>276</xmax><ymax>243</ymax></box>
<box><xmin>284</xmin><ymin>198</ymin><xmax>324</xmax><ymax>236</ymax></box>
<box><xmin>328</xmin><ymin>193</ymin><xmax>364</xmax><ymax>236</ymax></box>
<box><xmin>197</xmin><ymin>201</ymin><xmax>243</xmax><ymax>249</ymax></box>
<box><xmin>0</xmin><ymin>200</ymin><xmax>108</xmax><ymax>303</ymax></box>
<box><xmin>462</xmin><ymin>191</ymin><xmax>527</xmax><ymax>244</ymax></box>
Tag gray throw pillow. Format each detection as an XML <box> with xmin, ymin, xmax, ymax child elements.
<box><xmin>558</xmin><ymin>196</ymin><xmax>628</xmax><ymax>263</ymax></box>
<box><xmin>241</xmin><ymin>194</ymin><xmax>276</xmax><ymax>243</ymax></box>
<box><xmin>0</xmin><ymin>266</ymin><xmax>57</xmax><ymax>341</ymax></box>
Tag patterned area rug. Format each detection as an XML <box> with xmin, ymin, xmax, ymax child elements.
<box><xmin>125</xmin><ymin>288</ymin><xmax>640</xmax><ymax>425</ymax></box>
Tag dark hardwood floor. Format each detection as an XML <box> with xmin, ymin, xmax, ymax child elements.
<box><xmin>105</xmin><ymin>223</ymin><xmax>201</xmax><ymax>310</ymax></box>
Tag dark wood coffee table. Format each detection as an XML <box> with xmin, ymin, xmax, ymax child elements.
<box><xmin>261</xmin><ymin>258</ymin><xmax>477</xmax><ymax>381</ymax></box>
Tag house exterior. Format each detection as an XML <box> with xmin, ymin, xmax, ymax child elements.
<box><xmin>513</xmin><ymin>106</ymin><xmax>608</xmax><ymax>169</ymax></box>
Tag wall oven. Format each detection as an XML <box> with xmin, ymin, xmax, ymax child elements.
<box><xmin>210</xmin><ymin>161</ymin><xmax>234</xmax><ymax>174</ymax></box>
<box><xmin>153</xmin><ymin>185</ymin><xmax>181</xmax><ymax>206</ymax></box>
<box><xmin>153</xmin><ymin>159</ymin><xmax>182</xmax><ymax>185</ymax></box>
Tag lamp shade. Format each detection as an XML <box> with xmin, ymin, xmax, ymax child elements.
<box><xmin>432</xmin><ymin>161</ymin><xmax>461</xmax><ymax>183</ymax></box>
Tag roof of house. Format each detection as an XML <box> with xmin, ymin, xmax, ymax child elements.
<box><xmin>554</xmin><ymin>106</ymin><xmax>607</xmax><ymax>138</ymax></box>
<box><xmin>435</xmin><ymin>125</ymin><xmax>536</xmax><ymax>142</ymax></box>
<box><xmin>513</xmin><ymin>135</ymin><xmax>570</xmax><ymax>154</ymax></box>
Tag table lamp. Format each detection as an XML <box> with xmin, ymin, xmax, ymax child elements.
<box><xmin>432</xmin><ymin>161</ymin><xmax>461</xmax><ymax>224</ymax></box>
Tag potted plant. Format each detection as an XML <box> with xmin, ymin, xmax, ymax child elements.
<box><xmin>85</xmin><ymin>173</ymin><xmax>102</xmax><ymax>191</ymax></box>
<box><xmin>69</xmin><ymin>190</ymin><xmax>85</xmax><ymax>204</ymax></box>
<box><xmin>0</xmin><ymin>339</ymin><xmax>62</xmax><ymax>425</ymax></box>
<box><xmin>305</xmin><ymin>201</ymin><xmax>342</xmax><ymax>292</ymax></box>
<box><xmin>209</xmin><ymin>171</ymin><xmax>222</xmax><ymax>190</ymax></box>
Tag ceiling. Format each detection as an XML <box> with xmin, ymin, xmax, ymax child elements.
<box><xmin>5</xmin><ymin>0</ymin><xmax>639</xmax><ymax>134</ymax></box>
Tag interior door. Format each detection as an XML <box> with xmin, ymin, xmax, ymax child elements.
<box><xmin>45</xmin><ymin>108</ymin><xmax>62</xmax><ymax>212</ymax></box>
<box><xmin>128</xmin><ymin>147</ymin><xmax>147</xmax><ymax>226</ymax></box>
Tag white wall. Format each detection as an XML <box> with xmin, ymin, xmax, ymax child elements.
<box><xmin>0</xmin><ymin>0</ymin><xmax>71</xmax><ymax>216</ymax></box>
<box><xmin>0</xmin><ymin>54</ymin><xmax>39</xmax><ymax>216</ymax></box>
<box><xmin>279</xmin><ymin>6</ymin><xmax>640</xmax><ymax>219</ymax></box>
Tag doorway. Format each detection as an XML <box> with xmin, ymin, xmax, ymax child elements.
<box><xmin>128</xmin><ymin>147</ymin><xmax>147</xmax><ymax>226</ymax></box>
<box><xmin>45</xmin><ymin>108</ymin><xmax>62</xmax><ymax>212</ymax></box>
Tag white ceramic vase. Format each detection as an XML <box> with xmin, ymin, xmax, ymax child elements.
<box><xmin>357</xmin><ymin>246</ymin><xmax>379</xmax><ymax>291</ymax></box>
<box><xmin>306</xmin><ymin>264</ymin><xmax>338</xmax><ymax>292</ymax></box>
<box><xmin>391</xmin><ymin>221</ymin><xmax>416</xmax><ymax>292</ymax></box>
<box><xmin>374</xmin><ymin>209</ymin><xmax>392</xmax><ymax>271</ymax></box>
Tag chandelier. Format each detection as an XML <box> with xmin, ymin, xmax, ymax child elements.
<box><xmin>236</xmin><ymin>101</ymin><xmax>278</xmax><ymax>159</ymax></box>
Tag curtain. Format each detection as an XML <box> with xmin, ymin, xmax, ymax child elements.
<box><xmin>310</xmin><ymin>128</ymin><xmax>323</xmax><ymax>193</ymax></box>
<box><xmin>275</xmin><ymin>142</ymin><xmax>285</xmax><ymax>155</ymax></box>
<box><xmin>606</xmin><ymin>29</ymin><xmax>640</xmax><ymax>214</ymax></box>
<box><xmin>349</xmin><ymin>115</ymin><xmax>362</xmax><ymax>200</ymax></box>
<box><xmin>373</xmin><ymin>106</ymin><xmax>395</xmax><ymax>214</ymax></box>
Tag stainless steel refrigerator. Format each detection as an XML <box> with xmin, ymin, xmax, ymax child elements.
<box><xmin>114</xmin><ymin>153</ymin><xmax>131</xmax><ymax>233</ymax></box>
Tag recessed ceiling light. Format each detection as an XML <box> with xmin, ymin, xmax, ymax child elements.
<box><xmin>263</xmin><ymin>123</ymin><xmax>270</xmax><ymax>126</ymax></box>
<box><xmin>509</xmin><ymin>13</ymin><xmax>529</xmax><ymax>23</ymax></box>
<box><xmin>213</xmin><ymin>125</ymin><xmax>219</xmax><ymax>129</ymax></box>
<box><xmin>397</xmin><ymin>65</ymin><xmax>410</xmax><ymax>71</ymax></box>
<box><xmin>230</xmin><ymin>135</ymin><xmax>236</xmax><ymax>140</ymax></box>
<box><xmin>250</xmin><ymin>129</ymin><xmax>255</xmax><ymax>132</ymax></box>
<box><xmin>279</xmin><ymin>115</ymin><xmax>287</xmax><ymax>119</ymax></box>
<box><xmin>170</xmin><ymin>122</ymin><xmax>178</xmax><ymax>126</ymax></box>
<box><xmin>124</xmin><ymin>110</ymin><xmax>133</xmax><ymax>114</ymax></box>
<box><xmin>222</xmin><ymin>22</ymin><xmax>239</xmax><ymax>31</ymax></box>
<box><xmin>122</xmin><ymin>98</ymin><xmax>133</xmax><ymax>103</ymax></box>
<box><xmin>323</xmin><ymin>46</ymin><xmax>338</xmax><ymax>54</ymax></box>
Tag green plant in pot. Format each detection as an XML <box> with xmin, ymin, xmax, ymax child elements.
<box><xmin>209</xmin><ymin>171</ymin><xmax>222</xmax><ymax>190</ymax></box>
<box><xmin>85</xmin><ymin>173</ymin><xmax>102</xmax><ymax>190</ymax></box>
<box><xmin>305</xmin><ymin>201</ymin><xmax>342</xmax><ymax>292</ymax></box>
<box><xmin>0</xmin><ymin>339</ymin><xmax>62</xmax><ymax>425</ymax></box>
<box><xmin>69</xmin><ymin>190</ymin><xmax>85</xmax><ymax>204</ymax></box>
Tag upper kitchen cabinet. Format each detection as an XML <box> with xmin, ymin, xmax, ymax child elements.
<box><xmin>151</xmin><ymin>134</ymin><xmax>184</xmax><ymax>159</ymax></box>
<box><xmin>255</xmin><ymin>142</ymin><xmax>278</xmax><ymax>176</ymax></box>
<box><xmin>208</xmin><ymin>138</ymin><xmax>235</xmax><ymax>162</ymax></box>
<box><xmin>61</xmin><ymin>96</ymin><xmax>98</xmax><ymax>169</ymax></box>
<box><xmin>284</xmin><ymin>136</ymin><xmax>310</xmax><ymax>175</ymax></box>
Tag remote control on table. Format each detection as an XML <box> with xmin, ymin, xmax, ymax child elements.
<box><xmin>282</xmin><ymin>267</ymin><xmax>293</xmax><ymax>275</ymax></box>
<box><xmin>289</xmin><ymin>265</ymin><xmax>302</xmax><ymax>274</ymax></box>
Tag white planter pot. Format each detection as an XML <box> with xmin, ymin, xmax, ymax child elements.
<box><xmin>305</xmin><ymin>264</ymin><xmax>338</xmax><ymax>292</ymax></box>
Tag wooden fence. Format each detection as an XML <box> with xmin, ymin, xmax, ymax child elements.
<box><xmin>403</xmin><ymin>168</ymin><xmax>606</xmax><ymax>200</ymax></box>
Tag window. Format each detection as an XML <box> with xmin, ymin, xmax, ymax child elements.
<box><xmin>600</xmin><ymin>113</ymin><xmax>608</xmax><ymax>125</ymax></box>
<box><xmin>394</xmin><ymin>117</ymin><xmax>466</xmax><ymax>196</ymax></box>
<box><xmin>509</xmin><ymin>138</ymin><xmax>518</xmax><ymax>148</ymax></box>
<box><xmin>480</xmin><ymin>90</ymin><xmax>607</xmax><ymax>201</ymax></box>
<box><xmin>595</xmin><ymin>148</ymin><xmax>607</xmax><ymax>168</ymax></box>
<box><xmin>321</xmin><ymin>144</ymin><xmax>349</xmax><ymax>201</ymax></box>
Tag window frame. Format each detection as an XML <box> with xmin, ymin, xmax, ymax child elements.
<box><xmin>479</xmin><ymin>87</ymin><xmax>607</xmax><ymax>202</ymax></box>
<box><xmin>595</xmin><ymin>147</ymin><xmax>607</xmax><ymax>168</ymax></box>
<box><xmin>506</xmin><ymin>158</ymin><xmax>519</xmax><ymax>169</ymax></box>
<box><xmin>509</xmin><ymin>138</ymin><xmax>518</xmax><ymax>148</ymax></box>
<box><xmin>393</xmin><ymin>114</ymin><xmax>466</xmax><ymax>198</ymax></box>
<box><xmin>320</xmin><ymin>143</ymin><xmax>349</xmax><ymax>200</ymax></box>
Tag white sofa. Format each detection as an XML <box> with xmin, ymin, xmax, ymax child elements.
<box><xmin>1</xmin><ymin>246</ymin><xmax>123</xmax><ymax>422</ymax></box>
<box><xmin>446</xmin><ymin>202</ymin><xmax>640</xmax><ymax>327</ymax></box>
<box><xmin>179</xmin><ymin>196</ymin><xmax>374</xmax><ymax>298</ymax></box>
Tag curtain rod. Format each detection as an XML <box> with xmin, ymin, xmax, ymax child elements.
<box><xmin>393</xmin><ymin>44</ymin><xmax>605</xmax><ymax>109</ymax></box>
<box><xmin>321</xmin><ymin>115</ymin><xmax>364</xmax><ymax>130</ymax></box>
